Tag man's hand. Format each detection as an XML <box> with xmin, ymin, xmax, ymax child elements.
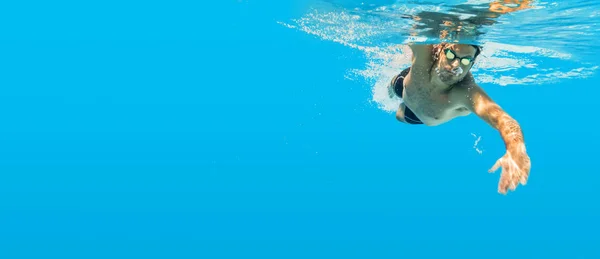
<box><xmin>488</xmin><ymin>144</ymin><xmax>531</xmax><ymax>194</ymax></box>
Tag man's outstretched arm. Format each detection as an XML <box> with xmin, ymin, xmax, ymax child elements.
<box><xmin>468</xmin><ymin>86</ymin><xmax>524</xmax><ymax>150</ymax></box>
<box><xmin>462</xmin><ymin>84</ymin><xmax>531</xmax><ymax>194</ymax></box>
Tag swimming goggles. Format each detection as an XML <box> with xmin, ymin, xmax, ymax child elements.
<box><xmin>444</xmin><ymin>48</ymin><xmax>474</xmax><ymax>66</ymax></box>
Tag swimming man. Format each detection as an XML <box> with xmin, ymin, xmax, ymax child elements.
<box><xmin>388</xmin><ymin>43</ymin><xmax>531</xmax><ymax>194</ymax></box>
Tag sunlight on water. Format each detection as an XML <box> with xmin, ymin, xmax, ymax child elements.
<box><xmin>279</xmin><ymin>0</ymin><xmax>600</xmax><ymax>112</ymax></box>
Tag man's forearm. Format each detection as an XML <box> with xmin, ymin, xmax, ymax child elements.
<box><xmin>408</xmin><ymin>43</ymin><xmax>434</xmax><ymax>68</ymax></box>
<box><xmin>497</xmin><ymin>116</ymin><xmax>526</xmax><ymax>152</ymax></box>
<box><xmin>468</xmin><ymin>86</ymin><xmax>527</xmax><ymax>154</ymax></box>
<box><xmin>408</xmin><ymin>43</ymin><xmax>433</xmax><ymax>55</ymax></box>
<box><xmin>481</xmin><ymin>105</ymin><xmax>525</xmax><ymax>151</ymax></box>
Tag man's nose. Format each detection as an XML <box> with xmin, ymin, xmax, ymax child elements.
<box><xmin>451</xmin><ymin>59</ymin><xmax>461</xmax><ymax>67</ymax></box>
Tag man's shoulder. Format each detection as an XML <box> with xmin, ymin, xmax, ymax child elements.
<box><xmin>449</xmin><ymin>73</ymin><xmax>481</xmax><ymax>98</ymax></box>
<box><xmin>454</xmin><ymin>72</ymin><xmax>478</xmax><ymax>90</ymax></box>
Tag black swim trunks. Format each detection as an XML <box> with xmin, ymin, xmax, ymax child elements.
<box><xmin>391</xmin><ymin>67</ymin><xmax>423</xmax><ymax>125</ymax></box>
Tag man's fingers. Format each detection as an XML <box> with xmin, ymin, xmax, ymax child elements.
<box><xmin>498</xmin><ymin>169</ymin><xmax>511</xmax><ymax>194</ymax></box>
<box><xmin>508</xmin><ymin>170</ymin><xmax>518</xmax><ymax>191</ymax></box>
<box><xmin>524</xmin><ymin>161</ymin><xmax>531</xmax><ymax>173</ymax></box>
<box><xmin>519</xmin><ymin>171</ymin><xmax>528</xmax><ymax>185</ymax></box>
<box><xmin>489</xmin><ymin>158</ymin><xmax>502</xmax><ymax>173</ymax></box>
<box><xmin>493</xmin><ymin>154</ymin><xmax>531</xmax><ymax>194</ymax></box>
<box><xmin>509</xmin><ymin>180</ymin><xmax>518</xmax><ymax>191</ymax></box>
<box><xmin>498</xmin><ymin>182</ymin><xmax>508</xmax><ymax>194</ymax></box>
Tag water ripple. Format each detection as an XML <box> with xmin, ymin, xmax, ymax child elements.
<box><xmin>280</xmin><ymin>0</ymin><xmax>600</xmax><ymax>111</ymax></box>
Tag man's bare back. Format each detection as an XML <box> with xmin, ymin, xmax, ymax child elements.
<box><xmin>389</xmin><ymin>43</ymin><xmax>531</xmax><ymax>195</ymax></box>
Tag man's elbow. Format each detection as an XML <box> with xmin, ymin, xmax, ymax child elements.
<box><xmin>475</xmin><ymin>105</ymin><xmax>504</xmax><ymax>129</ymax></box>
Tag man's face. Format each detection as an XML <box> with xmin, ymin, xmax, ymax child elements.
<box><xmin>435</xmin><ymin>44</ymin><xmax>477</xmax><ymax>84</ymax></box>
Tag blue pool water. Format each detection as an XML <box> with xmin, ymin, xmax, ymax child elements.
<box><xmin>1</xmin><ymin>1</ymin><xmax>599</xmax><ymax>258</ymax></box>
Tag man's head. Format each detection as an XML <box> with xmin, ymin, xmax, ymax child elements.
<box><xmin>433</xmin><ymin>43</ymin><xmax>481</xmax><ymax>84</ymax></box>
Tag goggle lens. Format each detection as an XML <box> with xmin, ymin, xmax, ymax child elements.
<box><xmin>445</xmin><ymin>49</ymin><xmax>472</xmax><ymax>66</ymax></box>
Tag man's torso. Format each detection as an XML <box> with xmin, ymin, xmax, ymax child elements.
<box><xmin>402</xmin><ymin>67</ymin><xmax>472</xmax><ymax>126</ymax></box>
